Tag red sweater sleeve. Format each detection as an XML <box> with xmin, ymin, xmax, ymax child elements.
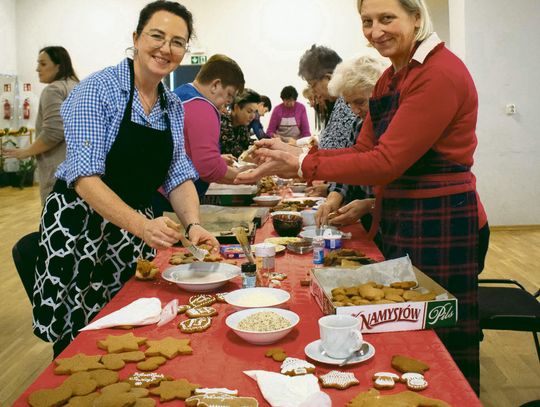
<box><xmin>183</xmin><ymin>100</ymin><xmax>227</xmax><ymax>182</ymax></box>
<box><xmin>302</xmin><ymin>52</ymin><xmax>477</xmax><ymax>186</ymax></box>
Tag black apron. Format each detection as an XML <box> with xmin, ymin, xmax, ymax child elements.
<box><xmin>33</xmin><ymin>59</ymin><xmax>173</xmax><ymax>353</ymax></box>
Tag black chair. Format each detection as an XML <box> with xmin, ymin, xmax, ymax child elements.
<box><xmin>12</xmin><ymin>231</ymin><xmax>40</xmax><ymax>303</ymax></box>
<box><xmin>478</xmin><ymin>278</ymin><xmax>540</xmax><ymax>362</ymax></box>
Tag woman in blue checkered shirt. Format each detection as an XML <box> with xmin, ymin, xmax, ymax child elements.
<box><xmin>32</xmin><ymin>1</ymin><xmax>219</xmax><ymax>357</ymax></box>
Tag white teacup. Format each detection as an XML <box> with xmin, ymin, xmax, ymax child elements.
<box><xmin>318</xmin><ymin>314</ymin><xmax>363</xmax><ymax>359</ymax></box>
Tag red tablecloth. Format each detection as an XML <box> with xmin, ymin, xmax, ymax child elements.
<box><xmin>16</xmin><ymin>222</ymin><xmax>480</xmax><ymax>406</ymax></box>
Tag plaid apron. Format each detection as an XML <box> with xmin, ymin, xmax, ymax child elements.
<box><xmin>369</xmin><ymin>89</ymin><xmax>480</xmax><ymax>393</ymax></box>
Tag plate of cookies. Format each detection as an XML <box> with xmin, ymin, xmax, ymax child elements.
<box><xmin>162</xmin><ymin>262</ymin><xmax>241</xmax><ymax>292</ymax></box>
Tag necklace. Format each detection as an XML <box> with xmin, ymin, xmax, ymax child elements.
<box><xmin>137</xmin><ymin>87</ymin><xmax>158</xmax><ymax>115</ymax></box>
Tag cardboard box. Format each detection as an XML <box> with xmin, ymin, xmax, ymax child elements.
<box><xmin>310</xmin><ymin>258</ymin><xmax>457</xmax><ymax>333</ymax></box>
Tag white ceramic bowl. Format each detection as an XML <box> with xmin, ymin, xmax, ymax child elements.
<box><xmin>162</xmin><ymin>262</ymin><xmax>240</xmax><ymax>292</ymax></box>
<box><xmin>299</xmin><ymin>227</ymin><xmax>341</xmax><ymax>241</ymax></box>
<box><xmin>290</xmin><ymin>183</ymin><xmax>307</xmax><ymax>193</ymax></box>
<box><xmin>253</xmin><ymin>195</ymin><xmax>282</xmax><ymax>207</ymax></box>
<box><xmin>225</xmin><ymin>307</ymin><xmax>299</xmax><ymax>345</ymax></box>
<box><xmin>224</xmin><ymin>287</ymin><xmax>290</xmax><ymax>309</ymax></box>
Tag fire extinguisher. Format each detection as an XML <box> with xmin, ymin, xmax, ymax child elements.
<box><xmin>23</xmin><ymin>98</ymin><xmax>30</xmax><ymax>120</ymax></box>
<box><xmin>3</xmin><ymin>99</ymin><xmax>11</xmax><ymax>120</ymax></box>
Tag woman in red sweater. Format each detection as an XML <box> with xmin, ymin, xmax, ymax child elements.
<box><xmin>237</xmin><ymin>0</ymin><xmax>489</xmax><ymax>393</ymax></box>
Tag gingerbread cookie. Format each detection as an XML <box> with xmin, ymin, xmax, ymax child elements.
<box><xmin>179</xmin><ymin>316</ymin><xmax>212</xmax><ymax>333</ymax></box>
<box><xmin>54</xmin><ymin>353</ymin><xmax>104</xmax><ymax>375</ymax></box>
<box><xmin>135</xmin><ymin>259</ymin><xmax>159</xmax><ymax>280</ymax></box>
<box><xmin>215</xmin><ymin>292</ymin><xmax>228</xmax><ymax>303</ymax></box>
<box><xmin>319</xmin><ymin>371</ymin><xmax>359</xmax><ymax>390</ymax></box>
<box><xmin>28</xmin><ymin>385</ymin><xmax>73</xmax><ymax>407</ymax></box>
<box><xmin>185</xmin><ymin>392</ymin><xmax>259</xmax><ymax>406</ymax></box>
<box><xmin>280</xmin><ymin>357</ymin><xmax>316</xmax><ymax>376</ymax></box>
<box><xmin>126</xmin><ymin>372</ymin><xmax>172</xmax><ymax>388</ymax></box>
<box><xmin>136</xmin><ymin>356</ymin><xmax>167</xmax><ymax>371</ymax></box>
<box><xmin>391</xmin><ymin>355</ymin><xmax>430</xmax><ymax>374</ymax></box>
<box><xmin>145</xmin><ymin>337</ymin><xmax>192</xmax><ymax>359</ymax></box>
<box><xmin>189</xmin><ymin>294</ymin><xmax>216</xmax><ymax>308</ymax></box>
<box><xmin>150</xmin><ymin>379</ymin><xmax>200</xmax><ymax>401</ymax></box>
<box><xmin>63</xmin><ymin>372</ymin><xmax>98</xmax><ymax>396</ymax></box>
<box><xmin>195</xmin><ymin>388</ymin><xmax>239</xmax><ymax>396</ymax></box>
<box><xmin>97</xmin><ymin>333</ymin><xmax>147</xmax><ymax>353</ymax></box>
<box><xmin>265</xmin><ymin>347</ymin><xmax>287</xmax><ymax>362</ymax></box>
<box><xmin>390</xmin><ymin>281</ymin><xmax>417</xmax><ymax>289</ymax></box>
<box><xmin>94</xmin><ymin>382</ymin><xmax>153</xmax><ymax>407</ymax></box>
<box><xmin>186</xmin><ymin>306</ymin><xmax>217</xmax><ymax>318</ymax></box>
<box><xmin>178</xmin><ymin>304</ymin><xmax>192</xmax><ymax>314</ymax></box>
<box><xmin>401</xmin><ymin>373</ymin><xmax>428</xmax><ymax>391</ymax></box>
<box><xmin>268</xmin><ymin>272</ymin><xmax>287</xmax><ymax>281</ymax></box>
<box><xmin>372</xmin><ymin>372</ymin><xmax>400</xmax><ymax>389</ymax></box>
<box><xmin>346</xmin><ymin>389</ymin><xmax>450</xmax><ymax>407</ymax></box>
<box><xmin>65</xmin><ymin>392</ymin><xmax>100</xmax><ymax>406</ymax></box>
<box><xmin>88</xmin><ymin>369</ymin><xmax>119</xmax><ymax>387</ymax></box>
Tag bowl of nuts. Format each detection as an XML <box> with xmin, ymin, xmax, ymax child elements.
<box><xmin>225</xmin><ymin>307</ymin><xmax>299</xmax><ymax>345</ymax></box>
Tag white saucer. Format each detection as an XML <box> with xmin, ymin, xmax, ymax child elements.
<box><xmin>304</xmin><ymin>339</ymin><xmax>375</xmax><ymax>365</ymax></box>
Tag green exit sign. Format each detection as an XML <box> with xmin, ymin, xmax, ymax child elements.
<box><xmin>190</xmin><ymin>55</ymin><xmax>207</xmax><ymax>64</ymax></box>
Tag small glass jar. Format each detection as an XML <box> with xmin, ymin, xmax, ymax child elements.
<box><xmin>241</xmin><ymin>262</ymin><xmax>257</xmax><ymax>288</ymax></box>
<box><xmin>254</xmin><ymin>243</ymin><xmax>276</xmax><ymax>286</ymax></box>
<box><xmin>312</xmin><ymin>236</ymin><xmax>325</xmax><ymax>268</ymax></box>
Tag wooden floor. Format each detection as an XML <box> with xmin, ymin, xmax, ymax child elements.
<box><xmin>0</xmin><ymin>185</ymin><xmax>538</xmax><ymax>406</ymax></box>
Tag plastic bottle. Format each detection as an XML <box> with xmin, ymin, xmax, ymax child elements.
<box><xmin>312</xmin><ymin>236</ymin><xmax>325</xmax><ymax>268</ymax></box>
<box><xmin>254</xmin><ymin>243</ymin><xmax>276</xmax><ymax>287</ymax></box>
<box><xmin>241</xmin><ymin>262</ymin><xmax>257</xmax><ymax>288</ymax></box>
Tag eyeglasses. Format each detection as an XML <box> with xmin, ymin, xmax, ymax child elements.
<box><xmin>143</xmin><ymin>31</ymin><xmax>190</xmax><ymax>55</ymax></box>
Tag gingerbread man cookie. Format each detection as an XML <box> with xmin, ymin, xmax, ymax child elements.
<box><xmin>179</xmin><ymin>317</ymin><xmax>212</xmax><ymax>333</ymax></box>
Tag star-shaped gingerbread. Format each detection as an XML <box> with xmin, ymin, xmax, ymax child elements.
<box><xmin>97</xmin><ymin>333</ymin><xmax>147</xmax><ymax>353</ymax></box>
<box><xmin>54</xmin><ymin>353</ymin><xmax>104</xmax><ymax>374</ymax></box>
<box><xmin>150</xmin><ymin>379</ymin><xmax>199</xmax><ymax>401</ymax></box>
<box><xmin>145</xmin><ymin>337</ymin><xmax>192</xmax><ymax>359</ymax></box>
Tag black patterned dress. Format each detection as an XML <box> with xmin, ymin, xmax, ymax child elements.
<box><xmin>32</xmin><ymin>60</ymin><xmax>174</xmax><ymax>354</ymax></box>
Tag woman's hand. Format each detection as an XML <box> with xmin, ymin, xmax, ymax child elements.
<box><xmin>315</xmin><ymin>191</ymin><xmax>342</xmax><ymax>226</ymax></box>
<box><xmin>3</xmin><ymin>148</ymin><xmax>30</xmax><ymax>159</ymax></box>
<box><xmin>234</xmin><ymin>148</ymin><xmax>300</xmax><ymax>184</ymax></box>
<box><xmin>221</xmin><ymin>154</ymin><xmax>237</xmax><ymax>166</ymax></box>
<box><xmin>142</xmin><ymin>216</ymin><xmax>183</xmax><ymax>249</ymax></box>
<box><xmin>254</xmin><ymin>138</ymin><xmax>303</xmax><ymax>157</ymax></box>
<box><xmin>305</xmin><ymin>184</ymin><xmax>328</xmax><ymax>197</ymax></box>
<box><xmin>187</xmin><ymin>224</ymin><xmax>220</xmax><ymax>252</ymax></box>
<box><xmin>328</xmin><ymin>199</ymin><xmax>374</xmax><ymax>226</ymax></box>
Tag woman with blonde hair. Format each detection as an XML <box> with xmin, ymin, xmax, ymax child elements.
<box><xmin>237</xmin><ymin>0</ymin><xmax>489</xmax><ymax>392</ymax></box>
<box><xmin>316</xmin><ymin>55</ymin><xmax>386</xmax><ymax>231</ymax></box>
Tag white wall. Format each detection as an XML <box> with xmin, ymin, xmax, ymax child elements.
<box><xmin>464</xmin><ymin>0</ymin><xmax>540</xmax><ymax>225</ymax></box>
<box><xmin>0</xmin><ymin>0</ymin><xmax>17</xmax><ymax>74</ymax></box>
<box><xmin>8</xmin><ymin>0</ymin><xmax>540</xmax><ymax>226</ymax></box>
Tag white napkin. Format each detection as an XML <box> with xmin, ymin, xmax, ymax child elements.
<box><xmin>244</xmin><ymin>370</ymin><xmax>331</xmax><ymax>407</ymax></box>
<box><xmin>80</xmin><ymin>298</ymin><xmax>162</xmax><ymax>331</ymax></box>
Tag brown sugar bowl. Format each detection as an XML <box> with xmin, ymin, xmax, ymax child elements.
<box><xmin>271</xmin><ymin>211</ymin><xmax>303</xmax><ymax>237</ymax></box>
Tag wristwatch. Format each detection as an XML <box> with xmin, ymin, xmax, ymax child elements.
<box><xmin>185</xmin><ymin>222</ymin><xmax>201</xmax><ymax>238</ymax></box>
